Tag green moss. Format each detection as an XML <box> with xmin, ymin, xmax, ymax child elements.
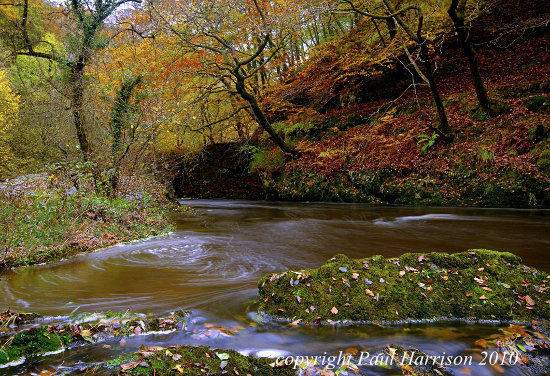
<box><xmin>106</xmin><ymin>345</ymin><xmax>297</xmax><ymax>375</ymax></box>
<box><xmin>0</xmin><ymin>187</ymin><xmax>175</xmax><ymax>269</ymax></box>
<box><xmin>250</xmin><ymin>148</ymin><xmax>286</xmax><ymax>174</ymax></box>
<box><xmin>524</xmin><ymin>95</ymin><xmax>549</xmax><ymax>112</ymax></box>
<box><xmin>495</xmin><ymin>80</ymin><xmax>550</xmax><ymax>99</ymax></box>
<box><xmin>258</xmin><ymin>250</ymin><xmax>550</xmax><ymax>323</ymax></box>
<box><xmin>0</xmin><ymin>311</ymin><xmax>188</xmax><ymax>366</ymax></box>
<box><xmin>0</xmin><ymin>327</ymin><xmax>69</xmax><ymax>365</ymax></box>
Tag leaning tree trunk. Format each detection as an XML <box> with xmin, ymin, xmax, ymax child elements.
<box><xmin>234</xmin><ymin>73</ymin><xmax>300</xmax><ymax>157</ymax></box>
<box><xmin>419</xmin><ymin>43</ymin><xmax>453</xmax><ymax>141</ymax></box>
<box><xmin>448</xmin><ymin>0</ymin><xmax>491</xmax><ymax>113</ymax></box>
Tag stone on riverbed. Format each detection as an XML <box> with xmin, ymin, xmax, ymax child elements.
<box><xmin>258</xmin><ymin>250</ymin><xmax>550</xmax><ymax>322</ymax></box>
<box><xmin>106</xmin><ymin>345</ymin><xmax>297</xmax><ymax>375</ymax></box>
<box><xmin>0</xmin><ymin>310</ymin><xmax>189</xmax><ymax>366</ymax></box>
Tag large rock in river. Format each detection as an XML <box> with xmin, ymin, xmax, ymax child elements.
<box><xmin>258</xmin><ymin>250</ymin><xmax>550</xmax><ymax>322</ymax></box>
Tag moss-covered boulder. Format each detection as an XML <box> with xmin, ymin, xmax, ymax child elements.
<box><xmin>105</xmin><ymin>345</ymin><xmax>297</xmax><ymax>375</ymax></box>
<box><xmin>0</xmin><ymin>310</ymin><xmax>189</xmax><ymax>366</ymax></box>
<box><xmin>258</xmin><ymin>250</ymin><xmax>550</xmax><ymax>322</ymax></box>
<box><xmin>0</xmin><ymin>326</ymin><xmax>71</xmax><ymax>365</ymax></box>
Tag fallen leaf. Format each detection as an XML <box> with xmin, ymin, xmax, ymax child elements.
<box><xmin>352</xmin><ymin>273</ymin><xmax>359</xmax><ymax>280</ymax></box>
<box><xmin>525</xmin><ymin>295</ymin><xmax>535</xmax><ymax>306</ymax></box>
<box><xmin>345</xmin><ymin>347</ymin><xmax>359</xmax><ymax>355</ymax></box>
<box><xmin>365</xmin><ymin>289</ymin><xmax>375</xmax><ymax>297</ymax></box>
<box><xmin>418</xmin><ymin>255</ymin><xmax>426</xmax><ymax>262</ymax></box>
<box><xmin>217</xmin><ymin>352</ymin><xmax>230</xmax><ymax>360</ymax></box>
<box><xmin>479</xmin><ymin>295</ymin><xmax>488</xmax><ymax>300</ymax></box>
<box><xmin>398</xmin><ymin>270</ymin><xmax>405</xmax><ymax>277</ymax></box>
<box><xmin>474</xmin><ymin>339</ymin><xmax>489</xmax><ymax>348</ymax></box>
<box><xmin>121</xmin><ymin>360</ymin><xmax>142</xmax><ymax>371</ymax></box>
<box><xmin>331</xmin><ymin>307</ymin><xmax>339</xmax><ymax>315</ymax></box>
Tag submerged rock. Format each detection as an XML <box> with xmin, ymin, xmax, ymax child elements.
<box><xmin>258</xmin><ymin>250</ymin><xmax>550</xmax><ymax>323</ymax></box>
<box><xmin>472</xmin><ymin>320</ymin><xmax>550</xmax><ymax>376</ymax></box>
<box><xmin>384</xmin><ymin>345</ymin><xmax>453</xmax><ymax>376</ymax></box>
<box><xmin>0</xmin><ymin>310</ymin><xmax>40</xmax><ymax>327</ymax></box>
<box><xmin>0</xmin><ymin>310</ymin><xmax>189</xmax><ymax>366</ymax></box>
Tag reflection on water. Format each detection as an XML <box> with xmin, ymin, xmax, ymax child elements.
<box><xmin>0</xmin><ymin>200</ymin><xmax>548</xmax><ymax>375</ymax></box>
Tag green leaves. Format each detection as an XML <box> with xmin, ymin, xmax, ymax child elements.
<box><xmin>416</xmin><ymin>132</ymin><xmax>438</xmax><ymax>152</ymax></box>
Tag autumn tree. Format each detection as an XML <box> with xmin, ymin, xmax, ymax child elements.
<box><xmin>448</xmin><ymin>0</ymin><xmax>492</xmax><ymax>114</ymax></box>
<box><xmin>150</xmin><ymin>0</ymin><xmax>329</xmax><ymax>156</ymax></box>
<box><xmin>339</xmin><ymin>0</ymin><xmax>453</xmax><ymax>141</ymax></box>
<box><xmin>109</xmin><ymin>73</ymin><xmax>143</xmax><ymax>194</ymax></box>
<box><xmin>1</xmin><ymin>0</ymin><xmax>142</xmax><ymax>189</ymax></box>
<box><xmin>0</xmin><ymin>69</ymin><xmax>19</xmax><ymax>178</ymax></box>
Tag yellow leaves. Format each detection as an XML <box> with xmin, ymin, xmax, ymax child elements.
<box><xmin>0</xmin><ymin>69</ymin><xmax>19</xmax><ymax>173</ymax></box>
<box><xmin>173</xmin><ymin>364</ymin><xmax>184</xmax><ymax>373</ymax></box>
<box><xmin>0</xmin><ymin>70</ymin><xmax>19</xmax><ymax>129</ymax></box>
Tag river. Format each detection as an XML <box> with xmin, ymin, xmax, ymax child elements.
<box><xmin>1</xmin><ymin>200</ymin><xmax>549</xmax><ymax>375</ymax></box>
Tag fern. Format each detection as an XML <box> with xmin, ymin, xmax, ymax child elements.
<box><xmin>416</xmin><ymin>133</ymin><xmax>438</xmax><ymax>152</ymax></box>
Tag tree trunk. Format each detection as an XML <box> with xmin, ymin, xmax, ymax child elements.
<box><xmin>448</xmin><ymin>0</ymin><xmax>492</xmax><ymax>113</ymax></box>
<box><xmin>70</xmin><ymin>64</ymin><xmax>91</xmax><ymax>161</ymax></box>
<box><xmin>234</xmin><ymin>76</ymin><xmax>299</xmax><ymax>157</ymax></box>
<box><xmin>109</xmin><ymin>75</ymin><xmax>142</xmax><ymax>196</ymax></box>
<box><xmin>420</xmin><ymin>43</ymin><xmax>453</xmax><ymax>142</ymax></box>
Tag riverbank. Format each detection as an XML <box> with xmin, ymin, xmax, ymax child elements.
<box><xmin>0</xmin><ymin>173</ymin><xmax>176</xmax><ymax>269</ymax></box>
<box><xmin>170</xmin><ymin>0</ymin><xmax>550</xmax><ymax>208</ymax></box>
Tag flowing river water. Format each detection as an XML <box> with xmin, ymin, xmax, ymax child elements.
<box><xmin>1</xmin><ymin>200</ymin><xmax>549</xmax><ymax>375</ymax></box>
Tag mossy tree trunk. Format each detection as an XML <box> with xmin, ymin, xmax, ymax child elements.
<box><xmin>109</xmin><ymin>75</ymin><xmax>143</xmax><ymax>196</ymax></box>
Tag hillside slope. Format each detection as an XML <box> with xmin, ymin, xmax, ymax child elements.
<box><xmin>174</xmin><ymin>0</ymin><xmax>550</xmax><ymax>207</ymax></box>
